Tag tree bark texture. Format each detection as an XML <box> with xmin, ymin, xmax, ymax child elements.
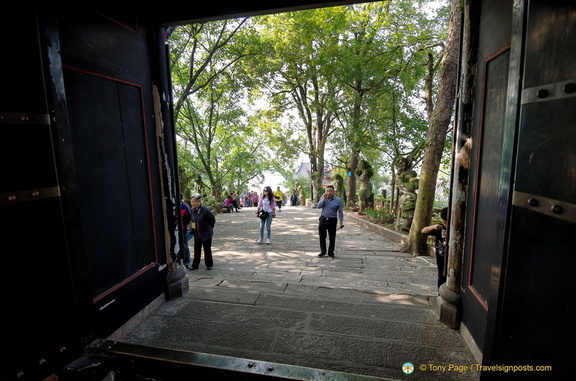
<box><xmin>347</xmin><ymin>152</ymin><xmax>358</xmax><ymax>206</ymax></box>
<box><xmin>403</xmin><ymin>0</ymin><xmax>462</xmax><ymax>255</ymax></box>
<box><xmin>447</xmin><ymin>0</ymin><xmax>477</xmax><ymax>293</ymax></box>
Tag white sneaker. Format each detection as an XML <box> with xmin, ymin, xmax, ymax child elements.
<box><xmin>257</xmin><ymin>238</ymin><xmax>263</xmax><ymax>244</ymax></box>
<box><xmin>266</xmin><ymin>238</ymin><xmax>271</xmax><ymax>244</ymax></box>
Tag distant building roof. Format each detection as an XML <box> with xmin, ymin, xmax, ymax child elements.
<box><xmin>293</xmin><ymin>162</ymin><xmax>333</xmax><ymax>185</ymax></box>
<box><xmin>294</xmin><ymin>162</ymin><xmax>311</xmax><ymax>178</ymax></box>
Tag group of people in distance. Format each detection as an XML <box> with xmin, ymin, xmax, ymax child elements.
<box><xmin>179</xmin><ymin>185</ymin><xmax>345</xmax><ymax>270</ymax></box>
<box><xmin>180</xmin><ymin>185</ymin><xmax>447</xmax><ymax>292</ymax></box>
<box><xmin>221</xmin><ymin>192</ymin><xmax>241</xmax><ymax>212</ymax></box>
<box><xmin>242</xmin><ymin>191</ymin><xmax>260</xmax><ymax>208</ymax></box>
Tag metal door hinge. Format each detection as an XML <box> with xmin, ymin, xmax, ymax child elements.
<box><xmin>0</xmin><ymin>186</ymin><xmax>61</xmax><ymax>206</ymax></box>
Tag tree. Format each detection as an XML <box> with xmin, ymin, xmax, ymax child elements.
<box><xmin>254</xmin><ymin>2</ymin><xmax>442</xmax><ymax>205</ymax></box>
<box><xmin>402</xmin><ymin>0</ymin><xmax>461</xmax><ymax>255</ymax></box>
<box><xmin>170</xmin><ymin>20</ymin><xmax>250</xmax><ymax>118</ymax></box>
<box><xmin>170</xmin><ymin>20</ymin><xmax>276</xmax><ymax>200</ymax></box>
<box><xmin>327</xmin><ymin>1</ymin><xmax>448</xmax><ymax>208</ymax></box>
<box><xmin>254</xmin><ymin>7</ymin><xmax>347</xmax><ymax>201</ymax></box>
<box><xmin>170</xmin><ymin>0</ymin><xmax>451</xmax><ymax>216</ymax></box>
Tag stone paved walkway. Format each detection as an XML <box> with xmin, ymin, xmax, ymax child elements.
<box><xmin>121</xmin><ymin>205</ymin><xmax>479</xmax><ymax>380</ymax></box>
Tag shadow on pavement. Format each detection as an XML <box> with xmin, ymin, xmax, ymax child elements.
<box><xmin>120</xmin><ymin>206</ymin><xmax>479</xmax><ymax>380</ymax></box>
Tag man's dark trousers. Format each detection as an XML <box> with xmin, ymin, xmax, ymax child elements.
<box><xmin>319</xmin><ymin>217</ymin><xmax>338</xmax><ymax>256</ymax></box>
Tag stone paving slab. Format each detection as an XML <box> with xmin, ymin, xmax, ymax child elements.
<box><xmin>254</xmin><ymin>294</ymin><xmax>437</xmax><ymax>324</ymax></box>
<box><xmin>120</xmin><ymin>206</ymin><xmax>479</xmax><ymax>380</ymax></box>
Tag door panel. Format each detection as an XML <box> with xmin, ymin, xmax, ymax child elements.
<box><xmin>0</xmin><ymin>7</ymin><xmax>84</xmax><ymax>379</ymax></box>
<box><xmin>47</xmin><ymin>2</ymin><xmax>172</xmax><ymax>342</ymax></box>
<box><xmin>483</xmin><ymin>1</ymin><xmax>576</xmax><ymax>376</ymax></box>
<box><xmin>467</xmin><ymin>49</ymin><xmax>510</xmax><ymax>307</ymax></box>
<box><xmin>64</xmin><ymin>68</ymin><xmax>158</xmax><ymax>301</ymax></box>
<box><xmin>54</xmin><ymin>1</ymin><xmax>167</xmax><ymax>340</ymax></box>
<box><xmin>514</xmin><ymin>99</ymin><xmax>576</xmax><ymax>204</ymax></box>
<box><xmin>495</xmin><ymin>207</ymin><xmax>576</xmax><ymax>369</ymax></box>
<box><xmin>461</xmin><ymin>0</ymin><xmax>513</xmax><ymax>352</ymax></box>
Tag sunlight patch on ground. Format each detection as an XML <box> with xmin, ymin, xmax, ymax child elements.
<box><xmin>374</xmin><ymin>293</ymin><xmax>431</xmax><ymax>306</ymax></box>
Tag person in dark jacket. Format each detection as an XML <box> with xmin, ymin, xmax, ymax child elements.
<box><xmin>180</xmin><ymin>200</ymin><xmax>192</xmax><ymax>269</ymax></box>
<box><xmin>421</xmin><ymin>207</ymin><xmax>448</xmax><ymax>289</ymax></box>
<box><xmin>290</xmin><ymin>192</ymin><xmax>298</xmax><ymax>206</ymax></box>
<box><xmin>189</xmin><ymin>193</ymin><xmax>216</xmax><ymax>270</ymax></box>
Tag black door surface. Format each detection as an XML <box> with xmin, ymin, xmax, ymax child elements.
<box><xmin>461</xmin><ymin>0</ymin><xmax>513</xmax><ymax>352</ymax></box>
<box><xmin>482</xmin><ymin>0</ymin><xmax>576</xmax><ymax>375</ymax></box>
<box><xmin>52</xmin><ymin>2</ymin><xmax>167</xmax><ymax>338</ymax></box>
<box><xmin>0</xmin><ymin>8</ymin><xmax>84</xmax><ymax>379</ymax></box>
<box><xmin>1</xmin><ymin>3</ymin><xmax>170</xmax><ymax>379</ymax></box>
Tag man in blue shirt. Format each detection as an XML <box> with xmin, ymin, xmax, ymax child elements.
<box><xmin>316</xmin><ymin>185</ymin><xmax>344</xmax><ymax>258</ymax></box>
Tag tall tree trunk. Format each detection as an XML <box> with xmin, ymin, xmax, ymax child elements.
<box><xmin>310</xmin><ymin>147</ymin><xmax>319</xmax><ymax>200</ymax></box>
<box><xmin>389</xmin><ymin>163</ymin><xmax>396</xmax><ymax>213</ymax></box>
<box><xmin>446</xmin><ymin>0</ymin><xmax>477</xmax><ymax>294</ymax></box>
<box><xmin>316</xmin><ymin>153</ymin><xmax>325</xmax><ymax>200</ymax></box>
<box><xmin>402</xmin><ymin>0</ymin><xmax>462</xmax><ymax>255</ymax></box>
<box><xmin>346</xmin><ymin>79</ymin><xmax>364</xmax><ymax>207</ymax></box>
<box><xmin>346</xmin><ymin>151</ymin><xmax>359</xmax><ymax>206</ymax></box>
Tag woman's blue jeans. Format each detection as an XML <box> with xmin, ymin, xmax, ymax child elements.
<box><xmin>259</xmin><ymin>213</ymin><xmax>273</xmax><ymax>239</ymax></box>
<box><xmin>183</xmin><ymin>230</ymin><xmax>193</xmax><ymax>265</ymax></box>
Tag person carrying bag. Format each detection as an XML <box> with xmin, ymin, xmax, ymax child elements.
<box><xmin>256</xmin><ymin>186</ymin><xmax>276</xmax><ymax>245</ymax></box>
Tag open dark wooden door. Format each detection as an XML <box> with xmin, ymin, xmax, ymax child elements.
<box><xmin>481</xmin><ymin>0</ymin><xmax>576</xmax><ymax>376</ymax></box>
<box><xmin>460</xmin><ymin>0</ymin><xmax>513</xmax><ymax>353</ymax></box>
<box><xmin>50</xmin><ymin>2</ymin><xmax>168</xmax><ymax>339</ymax></box>
<box><xmin>0</xmin><ymin>6</ymin><xmax>84</xmax><ymax>379</ymax></box>
<box><xmin>1</xmin><ymin>2</ymin><xmax>172</xmax><ymax>379</ymax></box>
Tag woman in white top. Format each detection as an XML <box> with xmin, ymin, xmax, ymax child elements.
<box><xmin>256</xmin><ymin>186</ymin><xmax>276</xmax><ymax>244</ymax></box>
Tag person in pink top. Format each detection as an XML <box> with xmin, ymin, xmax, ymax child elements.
<box><xmin>256</xmin><ymin>186</ymin><xmax>276</xmax><ymax>244</ymax></box>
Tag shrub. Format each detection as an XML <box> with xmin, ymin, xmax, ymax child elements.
<box><xmin>363</xmin><ymin>207</ymin><xmax>396</xmax><ymax>227</ymax></box>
